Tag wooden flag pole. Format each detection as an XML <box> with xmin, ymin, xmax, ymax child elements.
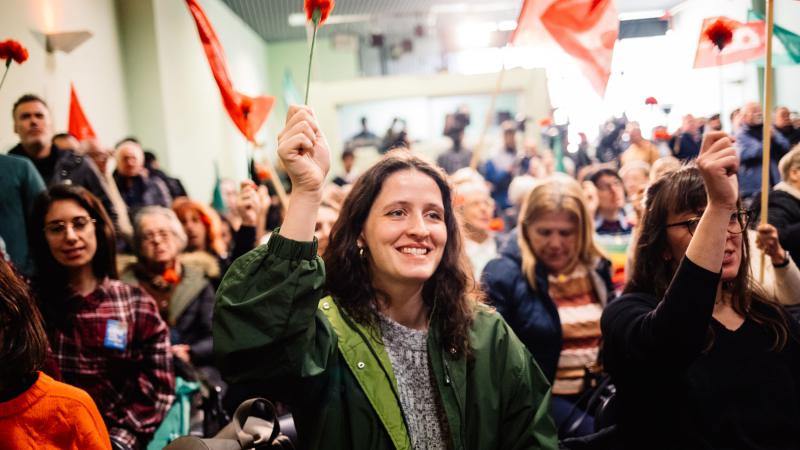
<box><xmin>759</xmin><ymin>0</ymin><xmax>775</xmax><ymax>283</ymax></box>
<box><xmin>470</xmin><ymin>63</ymin><xmax>507</xmax><ymax>171</ymax></box>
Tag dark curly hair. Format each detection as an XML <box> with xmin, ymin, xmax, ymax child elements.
<box><xmin>29</xmin><ymin>184</ymin><xmax>117</xmax><ymax>328</ymax></box>
<box><xmin>323</xmin><ymin>149</ymin><xmax>478</xmax><ymax>357</ymax></box>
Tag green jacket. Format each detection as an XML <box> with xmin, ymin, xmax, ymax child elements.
<box><xmin>214</xmin><ymin>233</ymin><xmax>557</xmax><ymax>450</ymax></box>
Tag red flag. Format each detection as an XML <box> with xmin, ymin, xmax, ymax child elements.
<box><xmin>185</xmin><ymin>0</ymin><xmax>274</xmax><ymax>143</ymax></box>
<box><xmin>68</xmin><ymin>83</ymin><xmax>96</xmax><ymax>140</ymax></box>
<box><xmin>512</xmin><ymin>0</ymin><xmax>619</xmax><ymax>97</ymax></box>
<box><xmin>694</xmin><ymin>17</ymin><xmax>765</xmax><ymax>68</ymax></box>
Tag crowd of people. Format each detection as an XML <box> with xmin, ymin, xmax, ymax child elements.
<box><xmin>2</xmin><ymin>90</ymin><xmax>800</xmax><ymax>450</ymax></box>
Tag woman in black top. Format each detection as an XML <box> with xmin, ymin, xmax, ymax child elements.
<box><xmin>601</xmin><ymin>131</ymin><xmax>800</xmax><ymax>449</ymax></box>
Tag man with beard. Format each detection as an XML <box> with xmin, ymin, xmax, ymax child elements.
<box><xmin>736</xmin><ymin>102</ymin><xmax>791</xmax><ymax>204</ymax></box>
<box><xmin>775</xmin><ymin>106</ymin><xmax>800</xmax><ymax>148</ymax></box>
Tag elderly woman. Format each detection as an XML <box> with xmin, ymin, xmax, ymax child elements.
<box><xmin>767</xmin><ymin>144</ymin><xmax>800</xmax><ymax>268</ymax></box>
<box><xmin>482</xmin><ymin>175</ymin><xmax>614</xmax><ymax>437</ymax></box>
<box><xmin>121</xmin><ymin>207</ymin><xmax>217</xmax><ymax>382</ymax></box>
<box><xmin>28</xmin><ymin>185</ymin><xmax>173</xmax><ymax>450</ymax></box>
<box><xmin>214</xmin><ymin>106</ymin><xmax>556</xmax><ymax>449</ymax></box>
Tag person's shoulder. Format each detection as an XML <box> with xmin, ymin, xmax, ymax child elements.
<box><xmin>603</xmin><ymin>291</ymin><xmax>658</xmax><ymax>320</ymax></box>
<box><xmin>37</xmin><ymin>373</ymin><xmax>103</xmax><ymax>416</ymax></box>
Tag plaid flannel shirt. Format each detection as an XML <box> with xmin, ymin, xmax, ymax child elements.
<box><xmin>49</xmin><ymin>278</ymin><xmax>175</xmax><ymax>449</ymax></box>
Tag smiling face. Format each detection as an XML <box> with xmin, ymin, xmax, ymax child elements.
<box><xmin>44</xmin><ymin>199</ymin><xmax>97</xmax><ymax>270</ymax></box>
<box><xmin>360</xmin><ymin>169</ymin><xmax>447</xmax><ymax>290</ymax></box>
<box><xmin>665</xmin><ymin>209</ymin><xmax>742</xmax><ymax>281</ymax></box>
<box><xmin>525</xmin><ymin>210</ymin><xmax>579</xmax><ymax>274</ymax></box>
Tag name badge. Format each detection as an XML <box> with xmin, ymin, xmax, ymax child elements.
<box><xmin>104</xmin><ymin>319</ymin><xmax>128</xmax><ymax>351</ymax></box>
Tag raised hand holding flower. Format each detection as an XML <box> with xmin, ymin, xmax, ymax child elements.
<box><xmin>303</xmin><ymin>0</ymin><xmax>335</xmax><ymax>104</ymax></box>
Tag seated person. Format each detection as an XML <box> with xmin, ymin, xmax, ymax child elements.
<box><xmin>28</xmin><ymin>185</ymin><xmax>173</xmax><ymax>450</ymax></box>
<box><xmin>589</xmin><ymin>168</ymin><xmax>633</xmax><ymax>290</ymax></box>
<box><xmin>0</xmin><ymin>257</ymin><xmax>111</xmax><ymax>450</ymax></box>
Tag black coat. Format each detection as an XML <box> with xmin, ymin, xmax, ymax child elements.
<box><xmin>481</xmin><ymin>230</ymin><xmax>614</xmax><ymax>382</ymax></box>
<box><xmin>767</xmin><ymin>187</ymin><xmax>800</xmax><ymax>268</ymax></box>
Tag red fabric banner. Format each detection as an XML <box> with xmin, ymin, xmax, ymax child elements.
<box><xmin>694</xmin><ymin>17</ymin><xmax>765</xmax><ymax>68</ymax></box>
<box><xmin>512</xmin><ymin>0</ymin><xmax>619</xmax><ymax>97</ymax></box>
<box><xmin>68</xmin><ymin>83</ymin><xmax>96</xmax><ymax>140</ymax></box>
<box><xmin>185</xmin><ymin>0</ymin><xmax>274</xmax><ymax>143</ymax></box>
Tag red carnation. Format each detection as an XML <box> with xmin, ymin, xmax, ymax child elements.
<box><xmin>0</xmin><ymin>39</ymin><xmax>29</xmax><ymax>65</ymax></box>
<box><xmin>539</xmin><ymin>117</ymin><xmax>553</xmax><ymax>127</ymax></box>
<box><xmin>162</xmin><ymin>267</ymin><xmax>181</xmax><ymax>284</ymax></box>
<box><xmin>304</xmin><ymin>0</ymin><xmax>335</xmax><ymax>25</ymax></box>
<box><xmin>703</xmin><ymin>18</ymin><xmax>734</xmax><ymax>51</ymax></box>
<box><xmin>645</xmin><ymin>96</ymin><xmax>658</xmax><ymax>105</ymax></box>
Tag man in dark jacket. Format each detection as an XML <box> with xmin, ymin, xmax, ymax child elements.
<box><xmin>736</xmin><ymin>102</ymin><xmax>791</xmax><ymax>203</ymax></box>
<box><xmin>144</xmin><ymin>151</ymin><xmax>187</xmax><ymax>199</ymax></box>
<box><xmin>113</xmin><ymin>138</ymin><xmax>172</xmax><ymax>218</ymax></box>
<box><xmin>775</xmin><ymin>106</ymin><xmax>800</xmax><ymax>148</ymax></box>
<box><xmin>8</xmin><ymin>94</ymin><xmax>118</xmax><ymax>228</ymax></box>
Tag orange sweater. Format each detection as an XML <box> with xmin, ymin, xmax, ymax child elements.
<box><xmin>0</xmin><ymin>372</ymin><xmax>111</xmax><ymax>450</ymax></box>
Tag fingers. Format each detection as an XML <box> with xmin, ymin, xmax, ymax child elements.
<box><xmin>700</xmin><ymin>131</ymin><xmax>736</xmax><ymax>155</ymax></box>
<box><xmin>279</xmin><ymin>106</ymin><xmax>319</xmax><ymax>141</ymax></box>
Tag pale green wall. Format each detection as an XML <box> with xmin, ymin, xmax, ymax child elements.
<box><xmin>0</xmin><ymin>0</ymin><xmax>130</xmax><ymax>152</ymax></box>
<box><xmin>266</xmin><ymin>37</ymin><xmax>360</xmax><ymax>125</ymax></box>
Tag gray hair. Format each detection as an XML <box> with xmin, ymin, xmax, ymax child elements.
<box><xmin>779</xmin><ymin>143</ymin><xmax>800</xmax><ymax>181</ymax></box>
<box><xmin>132</xmin><ymin>206</ymin><xmax>187</xmax><ymax>255</ymax></box>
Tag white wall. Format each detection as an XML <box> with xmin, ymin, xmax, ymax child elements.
<box><xmin>0</xmin><ymin>0</ymin><xmax>129</xmax><ymax>152</ymax></box>
<box><xmin>775</xmin><ymin>0</ymin><xmax>800</xmax><ymax>111</ymax></box>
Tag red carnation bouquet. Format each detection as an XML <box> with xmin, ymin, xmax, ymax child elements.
<box><xmin>0</xmin><ymin>39</ymin><xmax>29</xmax><ymax>92</ymax></box>
<box><xmin>645</xmin><ymin>96</ymin><xmax>658</xmax><ymax>105</ymax></box>
<box><xmin>303</xmin><ymin>0</ymin><xmax>335</xmax><ymax>103</ymax></box>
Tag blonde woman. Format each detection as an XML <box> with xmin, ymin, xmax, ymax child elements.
<box><xmin>482</xmin><ymin>175</ymin><xmax>614</xmax><ymax>437</ymax></box>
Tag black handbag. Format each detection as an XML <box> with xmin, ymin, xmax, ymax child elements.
<box><xmin>164</xmin><ymin>398</ymin><xmax>294</xmax><ymax>450</ymax></box>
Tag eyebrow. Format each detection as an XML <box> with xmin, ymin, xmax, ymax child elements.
<box><xmin>383</xmin><ymin>200</ymin><xmax>444</xmax><ymax>211</ymax></box>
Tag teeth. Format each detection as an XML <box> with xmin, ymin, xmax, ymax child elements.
<box><xmin>400</xmin><ymin>247</ymin><xmax>427</xmax><ymax>255</ymax></box>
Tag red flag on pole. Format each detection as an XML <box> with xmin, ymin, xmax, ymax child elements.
<box><xmin>185</xmin><ymin>0</ymin><xmax>274</xmax><ymax>143</ymax></box>
<box><xmin>512</xmin><ymin>0</ymin><xmax>619</xmax><ymax>97</ymax></box>
<box><xmin>693</xmin><ymin>17</ymin><xmax>765</xmax><ymax>68</ymax></box>
<box><xmin>68</xmin><ymin>83</ymin><xmax>96</xmax><ymax>140</ymax></box>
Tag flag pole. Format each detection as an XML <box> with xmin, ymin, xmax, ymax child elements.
<box><xmin>470</xmin><ymin>61</ymin><xmax>507</xmax><ymax>171</ymax></box>
<box><xmin>759</xmin><ymin>0</ymin><xmax>775</xmax><ymax>283</ymax></box>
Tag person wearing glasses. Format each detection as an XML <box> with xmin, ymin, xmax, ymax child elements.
<box><xmin>120</xmin><ymin>206</ymin><xmax>218</xmax><ymax>385</ymax></box>
<box><xmin>601</xmin><ymin>131</ymin><xmax>800</xmax><ymax>449</ymax></box>
<box><xmin>28</xmin><ymin>184</ymin><xmax>174</xmax><ymax>450</ymax></box>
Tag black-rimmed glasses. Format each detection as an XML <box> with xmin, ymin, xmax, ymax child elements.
<box><xmin>665</xmin><ymin>209</ymin><xmax>750</xmax><ymax>236</ymax></box>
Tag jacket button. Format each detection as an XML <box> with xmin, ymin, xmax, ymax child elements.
<box><xmin>322</xmin><ymin>302</ymin><xmax>330</xmax><ymax>310</ymax></box>
<box><xmin>60</xmin><ymin>170</ymin><xmax>68</xmax><ymax>177</ymax></box>
<box><xmin>449</xmin><ymin>347</ymin><xmax>456</xmax><ymax>355</ymax></box>
<box><xmin>357</xmin><ymin>362</ymin><xmax>365</xmax><ymax>369</ymax></box>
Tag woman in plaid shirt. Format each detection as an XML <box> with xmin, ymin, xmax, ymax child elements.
<box><xmin>29</xmin><ymin>184</ymin><xmax>175</xmax><ymax>450</ymax></box>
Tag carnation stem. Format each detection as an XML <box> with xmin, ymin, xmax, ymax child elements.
<box><xmin>304</xmin><ymin>11</ymin><xmax>320</xmax><ymax>104</ymax></box>
<box><xmin>0</xmin><ymin>61</ymin><xmax>11</xmax><ymax>93</ymax></box>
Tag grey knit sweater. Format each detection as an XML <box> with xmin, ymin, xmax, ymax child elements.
<box><xmin>378</xmin><ymin>314</ymin><xmax>449</xmax><ymax>450</ymax></box>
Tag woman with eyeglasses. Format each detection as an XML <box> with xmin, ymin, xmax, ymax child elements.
<box><xmin>120</xmin><ymin>206</ymin><xmax>218</xmax><ymax>385</ymax></box>
<box><xmin>601</xmin><ymin>131</ymin><xmax>800</xmax><ymax>449</ymax></box>
<box><xmin>29</xmin><ymin>184</ymin><xmax>174</xmax><ymax>450</ymax></box>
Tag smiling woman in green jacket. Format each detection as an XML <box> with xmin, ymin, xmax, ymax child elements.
<box><xmin>213</xmin><ymin>105</ymin><xmax>557</xmax><ymax>450</ymax></box>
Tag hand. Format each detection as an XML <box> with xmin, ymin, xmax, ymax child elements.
<box><xmin>276</xmin><ymin>106</ymin><xmax>330</xmax><ymax>196</ymax></box>
<box><xmin>256</xmin><ymin>185</ymin><xmax>271</xmax><ymax>214</ymax></box>
<box><xmin>582</xmin><ymin>180</ymin><xmax>599</xmax><ymax>218</ymax></box>
<box><xmin>696</xmin><ymin>131</ymin><xmax>739</xmax><ymax>210</ymax></box>
<box><xmin>756</xmin><ymin>223</ymin><xmax>787</xmax><ymax>265</ymax></box>
<box><xmin>236</xmin><ymin>181</ymin><xmax>260</xmax><ymax>227</ymax></box>
<box><xmin>171</xmin><ymin>344</ymin><xmax>192</xmax><ymax>363</ymax></box>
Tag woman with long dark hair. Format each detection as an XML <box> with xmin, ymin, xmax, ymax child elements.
<box><xmin>214</xmin><ymin>106</ymin><xmax>557</xmax><ymax>449</ymax></box>
<box><xmin>601</xmin><ymin>131</ymin><xmax>800</xmax><ymax>448</ymax></box>
<box><xmin>29</xmin><ymin>184</ymin><xmax>174</xmax><ymax>450</ymax></box>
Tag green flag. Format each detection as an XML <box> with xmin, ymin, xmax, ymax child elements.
<box><xmin>211</xmin><ymin>161</ymin><xmax>226</xmax><ymax>213</ymax></box>
<box><xmin>748</xmin><ymin>11</ymin><xmax>800</xmax><ymax>65</ymax></box>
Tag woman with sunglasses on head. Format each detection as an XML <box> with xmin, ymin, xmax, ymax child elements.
<box><xmin>601</xmin><ymin>131</ymin><xmax>800</xmax><ymax>449</ymax></box>
<box><xmin>29</xmin><ymin>184</ymin><xmax>174</xmax><ymax>450</ymax></box>
<box><xmin>214</xmin><ymin>106</ymin><xmax>557</xmax><ymax>449</ymax></box>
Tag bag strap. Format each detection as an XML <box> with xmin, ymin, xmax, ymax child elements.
<box><xmin>232</xmin><ymin>398</ymin><xmax>281</xmax><ymax>448</ymax></box>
